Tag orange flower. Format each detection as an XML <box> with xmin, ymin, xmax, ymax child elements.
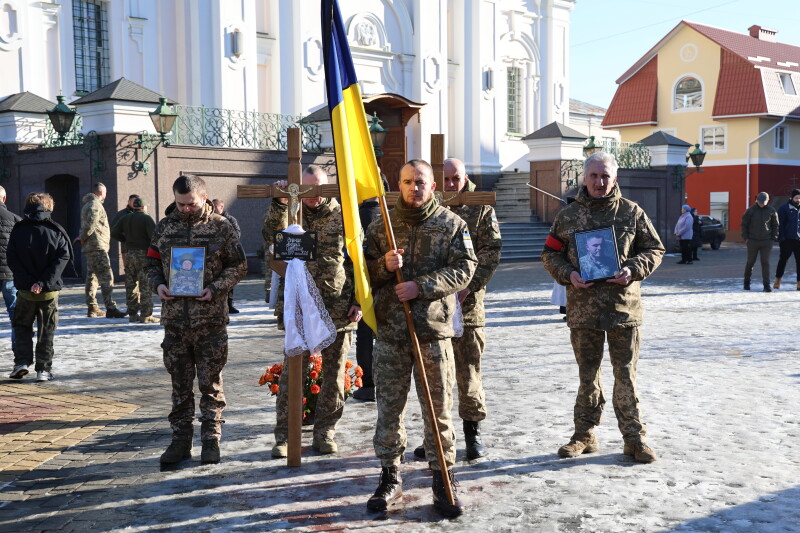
<box><xmin>310</xmin><ymin>384</ymin><xmax>321</xmax><ymax>394</ymax></box>
<box><xmin>302</xmin><ymin>397</ymin><xmax>307</xmax><ymax>404</ymax></box>
<box><xmin>354</xmin><ymin>366</ymin><xmax>364</xmax><ymax>378</ymax></box>
<box><xmin>314</xmin><ymin>362</ymin><xmax>322</xmax><ymax>372</ymax></box>
<box><xmin>355</xmin><ymin>377</ymin><xmax>363</xmax><ymax>388</ymax></box>
<box><xmin>345</xmin><ymin>360</ymin><xmax>354</xmax><ymax>370</ymax></box>
<box><xmin>258</xmin><ymin>374</ymin><xmax>268</xmax><ymax>386</ymax></box>
<box><xmin>309</xmin><ymin>370</ymin><xmax>319</xmax><ymax>380</ymax></box>
<box><xmin>270</xmin><ymin>363</ymin><xmax>282</xmax><ymax>374</ymax></box>
<box><xmin>344</xmin><ymin>376</ymin><xmax>352</xmax><ymax>390</ymax></box>
<box><xmin>269</xmin><ymin>384</ymin><xmax>279</xmax><ymax>394</ymax></box>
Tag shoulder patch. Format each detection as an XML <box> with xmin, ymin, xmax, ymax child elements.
<box><xmin>462</xmin><ymin>233</ymin><xmax>474</xmax><ymax>250</ymax></box>
<box><xmin>491</xmin><ymin>214</ymin><xmax>500</xmax><ymax>233</ymax></box>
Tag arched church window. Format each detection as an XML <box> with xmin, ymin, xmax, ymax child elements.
<box><xmin>674</xmin><ymin>76</ymin><xmax>702</xmax><ymax>110</ymax></box>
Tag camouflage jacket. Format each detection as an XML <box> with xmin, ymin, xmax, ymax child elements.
<box><xmin>365</xmin><ymin>198</ymin><xmax>477</xmax><ymax>344</ymax></box>
<box><xmin>263</xmin><ymin>198</ymin><xmax>356</xmax><ymax>332</ymax></box>
<box><xmin>146</xmin><ymin>202</ymin><xmax>247</xmax><ymax>328</ymax></box>
<box><xmin>541</xmin><ymin>185</ymin><xmax>664</xmax><ymax>331</ymax></box>
<box><xmin>446</xmin><ymin>180</ymin><xmax>502</xmax><ymax>326</ymax></box>
<box><xmin>79</xmin><ymin>193</ymin><xmax>110</xmax><ymax>253</ymax></box>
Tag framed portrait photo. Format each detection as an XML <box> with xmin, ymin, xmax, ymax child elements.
<box><xmin>169</xmin><ymin>247</ymin><xmax>206</xmax><ymax>297</ymax></box>
<box><xmin>574</xmin><ymin>226</ymin><xmax>621</xmax><ymax>282</ymax></box>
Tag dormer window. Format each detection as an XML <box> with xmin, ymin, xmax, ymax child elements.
<box><xmin>674</xmin><ymin>76</ymin><xmax>703</xmax><ymax>110</ymax></box>
<box><xmin>778</xmin><ymin>73</ymin><xmax>797</xmax><ymax>95</ymax></box>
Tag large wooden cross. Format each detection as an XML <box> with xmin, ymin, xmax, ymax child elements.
<box><xmin>237</xmin><ymin>129</ymin><xmax>495</xmax><ymax>469</ymax></box>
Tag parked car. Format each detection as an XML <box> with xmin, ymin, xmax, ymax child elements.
<box><xmin>698</xmin><ymin>215</ymin><xmax>726</xmax><ymax>249</ymax></box>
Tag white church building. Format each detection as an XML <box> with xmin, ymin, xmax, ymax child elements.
<box><xmin>0</xmin><ymin>0</ymin><xmax>576</xmax><ymax>188</ymax></box>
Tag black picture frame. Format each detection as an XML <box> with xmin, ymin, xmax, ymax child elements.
<box><xmin>168</xmin><ymin>246</ymin><xmax>206</xmax><ymax>297</ymax></box>
<box><xmin>574</xmin><ymin>226</ymin><xmax>621</xmax><ymax>282</ymax></box>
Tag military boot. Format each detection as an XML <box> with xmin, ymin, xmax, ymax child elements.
<box><xmin>201</xmin><ymin>439</ymin><xmax>220</xmax><ymax>464</ymax></box>
<box><xmin>87</xmin><ymin>305</ymin><xmax>102</xmax><ymax>318</ymax></box>
<box><xmin>763</xmin><ymin>283</ymin><xmax>773</xmax><ymax>292</ymax></box>
<box><xmin>431</xmin><ymin>469</ymin><xmax>463</xmax><ymax>518</ymax></box>
<box><xmin>160</xmin><ymin>439</ymin><xmax>192</xmax><ymax>464</ymax></box>
<box><xmin>128</xmin><ymin>313</ymin><xmax>141</xmax><ymax>323</ymax></box>
<box><xmin>773</xmin><ymin>277</ymin><xmax>781</xmax><ymax>289</ymax></box>
<box><xmin>271</xmin><ymin>441</ymin><xmax>288</xmax><ymax>458</ymax></box>
<box><xmin>367</xmin><ymin>466</ymin><xmax>403</xmax><ymax>511</ymax></box>
<box><xmin>744</xmin><ymin>279</ymin><xmax>751</xmax><ymax>291</ymax></box>
<box><xmin>623</xmin><ymin>441</ymin><xmax>658</xmax><ymax>463</ymax></box>
<box><xmin>463</xmin><ymin>420</ymin><xmax>486</xmax><ymax>460</ymax></box>
<box><xmin>557</xmin><ymin>434</ymin><xmax>599</xmax><ymax>458</ymax></box>
<box><xmin>413</xmin><ymin>443</ymin><xmax>426</xmax><ymax>459</ymax></box>
<box><xmin>106</xmin><ymin>307</ymin><xmax>127</xmax><ymax>319</ymax></box>
<box><xmin>312</xmin><ymin>435</ymin><xmax>338</xmax><ymax>454</ymax></box>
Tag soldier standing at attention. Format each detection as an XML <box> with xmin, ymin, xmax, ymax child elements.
<box><xmin>265</xmin><ymin>165</ymin><xmax>361</xmax><ymax>458</ymax></box>
<box><xmin>147</xmin><ymin>175</ymin><xmax>247</xmax><ymax>465</ymax></box>
<box><xmin>80</xmin><ymin>183</ymin><xmax>126</xmax><ymax>318</ymax></box>
<box><xmin>364</xmin><ymin>159</ymin><xmax>476</xmax><ymax>518</ymax></box>
<box><xmin>542</xmin><ymin>152</ymin><xmax>665</xmax><ymax>464</ymax></box>
<box><xmin>412</xmin><ymin>157</ymin><xmax>501</xmax><ymax>461</ymax></box>
<box><xmin>111</xmin><ymin>194</ymin><xmax>140</xmax><ymax>316</ymax></box>
<box><xmin>110</xmin><ymin>197</ymin><xmax>157</xmax><ymax>323</ymax></box>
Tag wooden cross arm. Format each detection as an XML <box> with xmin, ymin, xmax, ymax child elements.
<box><xmin>440</xmin><ymin>191</ymin><xmax>496</xmax><ymax>206</ymax></box>
<box><xmin>237</xmin><ymin>184</ymin><xmax>341</xmax><ymax>199</ymax></box>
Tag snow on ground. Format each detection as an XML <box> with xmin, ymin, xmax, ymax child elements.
<box><xmin>2</xmin><ymin>269</ymin><xmax>799</xmax><ymax>532</ymax></box>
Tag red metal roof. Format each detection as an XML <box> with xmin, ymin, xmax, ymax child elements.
<box><xmin>713</xmin><ymin>49</ymin><xmax>768</xmax><ymax>117</ymax></box>
<box><xmin>601</xmin><ymin>56</ymin><xmax>658</xmax><ymax>127</ymax></box>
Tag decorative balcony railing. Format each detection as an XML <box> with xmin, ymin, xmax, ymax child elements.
<box><xmin>600</xmin><ymin>139</ymin><xmax>650</xmax><ymax>169</ymax></box>
<box><xmin>171</xmin><ymin>106</ymin><xmax>321</xmax><ymax>152</ymax></box>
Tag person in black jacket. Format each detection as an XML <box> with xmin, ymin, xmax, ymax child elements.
<box><xmin>7</xmin><ymin>193</ymin><xmax>73</xmax><ymax>381</ymax></box>
<box><xmin>0</xmin><ymin>186</ymin><xmax>22</xmax><ymax>352</ymax></box>
<box><xmin>773</xmin><ymin>189</ymin><xmax>800</xmax><ymax>290</ymax></box>
<box><xmin>690</xmin><ymin>208</ymin><xmax>702</xmax><ymax>261</ymax></box>
<box><xmin>212</xmin><ymin>199</ymin><xmax>242</xmax><ymax>313</ymax></box>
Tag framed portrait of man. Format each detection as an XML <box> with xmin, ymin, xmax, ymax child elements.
<box><xmin>169</xmin><ymin>247</ymin><xmax>206</xmax><ymax>297</ymax></box>
<box><xmin>574</xmin><ymin>227</ymin><xmax>621</xmax><ymax>282</ymax></box>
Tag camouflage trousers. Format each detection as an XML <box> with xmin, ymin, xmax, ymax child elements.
<box><xmin>373</xmin><ymin>338</ymin><xmax>456</xmax><ymax>470</ymax></box>
<box><xmin>274</xmin><ymin>330</ymin><xmax>353</xmax><ymax>443</ymax></box>
<box><xmin>84</xmin><ymin>251</ymin><xmax>118</xmax><ymax>310</ymax></box>
<box><xmin>162</xmin><ymin>324</ymin><xmax>228</xmax><ymax>442</ymax></box>
<box><xmin>569</xmin><ymin>326</ymin><xmax>647</xmax><ymax>444</ymax></box>
<box><xmin>453</xmin><ymin>326</ymin><xmax>487</xmax><ymax>422</ymax></box>
<box><xmin>122</xmin><ymin>252</ymin><xmax>143</xmax><ymax>314</ymax></box>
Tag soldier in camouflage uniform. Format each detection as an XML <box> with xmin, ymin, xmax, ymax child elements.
<box><xmin>110</xmin><ymin>197</ymin><xmax>157</xmax><ymax>323</ymax></box>
<box><xmin>264</xmin><ymin>165</ymin><xmax>361</xmax><ymax>458</ymax></box>
<box><xmin>541</xmin><ymin>152</ymin><xmax>665</xmax><ymax>464</ymax></box>
<box><xmin>79</xmin><ymin>183</ymin><xmax>125</xmax><ymax>318</ymax></box>
<box><xmin>147</xmin><ymin>175</ymin><xmax>247</xmax><ymax>465</ymax></box>
<box><xmin>111</xmin><ymin>194</ymin><xmax>140</xmax><ymax>318</ymax></box>
<box><xmin>412</xmin><ymin>158</ymin><xmax>502</xmax><ymax>461</ymax></box>
<box><xmin>365</xmin><ymin>160</ymin><xmax>477</xmax><ymax>518</ymax></box>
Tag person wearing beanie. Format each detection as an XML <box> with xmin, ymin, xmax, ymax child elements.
<box><xmin>674</xmin><ymin>204</ymin><xmax>694</xmax><ymax>264</ymax></box>
<box><xmin>110</xmin><ymin>197</ymin><xmax>157</xmax><ymax>323</ymax></box>
<box><xmin>741</xmin><ymin>191</ymin><xmax>779</xmax><ymax>291</ymax></box>
<box><xmin>773</xmin><ymin>188</ymin><xmax>800</xmax><ymax>290</ymax></box>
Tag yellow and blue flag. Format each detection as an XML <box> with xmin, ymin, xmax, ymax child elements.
<box><xmin>322</xmin><ymin>0</ymin><xmax>384</xmax><ymax>332</ymax></box>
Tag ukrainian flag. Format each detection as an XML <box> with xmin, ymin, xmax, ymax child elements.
<box><xmin>322</xmin><ymin>0</ymin><xmax>384</xmax><ymax>332</ymax></box>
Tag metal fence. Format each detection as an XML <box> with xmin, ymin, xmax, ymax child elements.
<box><xmin>171</xmin><ymin>106</ymin><xmax>321</xmax><ymax>152</ymax></box>
<box><xmin>600</xmin><ymin>139</ymin><xmax>650</xmax><ymax>169</ymax></box>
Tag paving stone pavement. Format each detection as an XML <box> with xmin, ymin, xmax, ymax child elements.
<box><xmin>0</xmin><ymin>243</ymin><xmax>798</xmax><ymax>532</ymax></box>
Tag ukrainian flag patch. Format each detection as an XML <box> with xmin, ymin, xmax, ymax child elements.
<box><xmin>463</xmin><ymin>233</ymin><xmax>474</xmax><ymax>250</ymax></box>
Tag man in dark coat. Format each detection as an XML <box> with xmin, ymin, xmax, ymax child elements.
<box><xmin>212</xmin><ymin>199</ymin><xmax>242</xmax><ymax>314</ymax></box>
<box><xmin>0</xmin><ymin>185</ymin><xmax>22</xmax><ymax>352</ymax></box>
<box><xmin>7</xmin><ymin>193</ymin><xmax>72</xmax><ymax>381</ymax></box>
<box><xmin>741</xmin><ymin>192</ymin><xmax>779</xmax><ymax>292</ymax></box>
<box><xmin>773</xmin><ymin>188</ymin><xmax>800</xmax><ymax>290</ymax></box>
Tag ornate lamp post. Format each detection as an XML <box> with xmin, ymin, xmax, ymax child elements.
<box><xmin>132</xmin><ymin>97</ymin><xmax>179</xmax><ymax>174</ymax></box>
<box><xmin>582</xmin><ymin>135</ymin><xmax>603</xmax><ymax>158</ymax></box>
<box><xmin>46</xmin><ymin>95</ymin><xmax>77</xmax><ymax>145</ymax></box>
<box><xmin>368</xmin><ymin>112</ymin><xmax>387</xmax><ymax>158</ymax></box>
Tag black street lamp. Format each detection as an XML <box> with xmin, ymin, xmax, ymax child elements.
<box><xmin>47</xmin><ymin>95</ymin><xmax>77</xmax><ymax>144</ymax></box>
<box><xmin>133</xmin><ymin>97</ymin><xmax>179</xmax><ymax>174</ymax></box>
<box><xmin>686</xmin><ymin>143</ymin><xmax>706</xmax><ymax>173</ymax></box>
<box><xmin>368</xmin><ymin>112</ymin><xmax>387</xmax><ymax>158</ymax></box>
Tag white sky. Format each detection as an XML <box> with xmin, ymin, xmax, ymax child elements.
<box><xmin>570</xmin><ymin>0</ymin><xmax>800</xmax><ymax>109</ymax></box>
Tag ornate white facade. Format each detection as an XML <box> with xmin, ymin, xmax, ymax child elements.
<box><xmin>0</xmin><ymin>0</ymin><xmax>575</xmax><ymax>178</ymax></box>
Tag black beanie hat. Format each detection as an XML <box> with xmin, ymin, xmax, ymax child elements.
<box><xmin>792</xmin><ymin>189</ymin><xmax>800</xmax><ymax>198</ymax></box>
